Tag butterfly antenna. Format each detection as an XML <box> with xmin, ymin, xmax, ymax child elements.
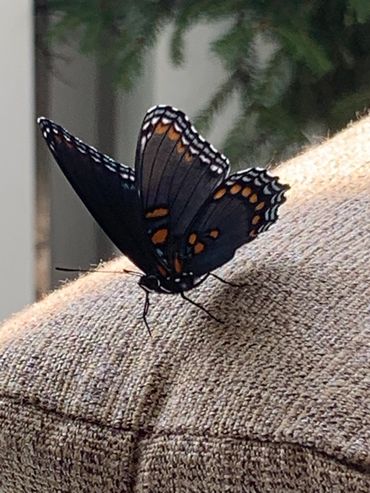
<box><xmin>142</xmin><ymin>291</ymin><xmax>152</xmax><ymax>337</ymax></box>
<box><xmin>55</xmin><ymin>266</ymin><xmax>142</xmax><ymax>277</ymax></box>
<box><xmin>210</xmin><ymin>273</ymin><xmax>247</xmax><ymax>288</ymax></box>
<box><xmin>180</xmin><ymin>292</ymin><xmax>224</xmax><ymax>324</ymax></box>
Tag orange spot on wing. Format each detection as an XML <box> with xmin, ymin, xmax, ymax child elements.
<box><xmin>252</xmin><ymin>215</ymin><xmax>261</xmax><ymax>225</ymax></box>
<box><xmin>174</xmin><ymin>256</ymin><xmax>183</xmax><ymax>273</ymax></box>
<box><xmin>209</xmin><ymin>229</ymin><xmax>219</xmax><ymax>239</ymax></box>
<box><xmin>241</xmin><ymin>187</ymin><xmax>252</xmax><ymax>197</ymax></box>
<box><xmin>249</xmin><ymin>193</ymin><xmax>258</xmax><ymax>203</ymax></box>
<box><xmin>157</xmin><ymin>265</ymin><xmax>167</xmax><ymax>276</ymax></box>
<box><xmin>168</xmin><ymin>126</ymin><xmax>180</xmax><ymax>141</ymax></box>
<box><xmin>188</xmin><ymin>233</ymin><xmax>197</xmax><ymax>245</ymax></box>
<box><xmin>214</xmin><ymin>188</ymin><xmax>226</xmax><ymax>200</ymax></box>
<box><xmin>155</xmin><ymin>122</ymin><xmax>170</xmax><ymax>135</ymax></box>
<box><xmin>184</xmin><ymin>151</ymin><xmax>193</xmax><ymax>162</ymax></box>
<box><xmin>255</xmin><ymin>201</ymin><xmax>265</xmax><ymax>211</ymax></box>
<box><xmin>249</xmin><ymin>229</ymin><xmax>257</xmax><ymax>238</ymax></box>
<box><xmin>230</xmin><ymin>184</ymin><xmax>242</xmax><ymax>194</ymax></box>
<box><xmin>177</xmin><ymin>141</ymin><xmax>186</xmax><ymax>154</ymax></box>
<box><xmin>194</xmin><ymin>242</ymin><xmax>205</xmax><ymax>254</ymax></box>
<box><xmin>151</xmin><ymin>228</ymin><xmax>168</xmax><ymax>245</ymax></box>
<box><xmin>145</xmin><ymin>207</ymin><xmax>169</xmax><ymax>219</ymax></box>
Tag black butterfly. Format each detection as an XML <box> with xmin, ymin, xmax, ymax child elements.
<box><xmin>38</xmin><ymin>105</ymin><xmax>289</xmax><ymax>333</ymax></box>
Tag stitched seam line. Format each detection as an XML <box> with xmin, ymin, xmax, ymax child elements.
<box><xmin>0</xmin><ymin>392</ymin><xmax>369</xmax><ymax>476</ymax></box>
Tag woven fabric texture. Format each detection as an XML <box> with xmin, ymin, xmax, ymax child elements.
<box><xmin>0</xmin><ymin>116</ymin><xmax>369</xmax><ymax>492</ymax></box>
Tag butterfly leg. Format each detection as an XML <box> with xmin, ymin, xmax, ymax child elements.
<box><xmin>210</xmin><ymin>273</ymin><xmax>247</xmax><ymax>288</ymax></box>
<box><xmin>142</xmin><ymin>291</ymin><xmax>152</xmax><ymax>337</ymax></box>
<box><xmin>180</xmin><ymin>292</ymin><xmax>224</xmax><ymax>324</ymax></box>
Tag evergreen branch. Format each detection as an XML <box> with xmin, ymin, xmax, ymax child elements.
<box><xmin>194</xmin><ymin>76</ymin><xmax>236</xmax><ymax>132</ymax></box>
<box><xmin>348</xmin><ymin>0</ymin><xmax>370</xmax><ymax>23</ymax></box>
<box><xmin>275</xmin><ymin>26</ymin><xmax>333</xmax><ymax>76</ymax></box>
<box><xmin>170</xmin><ymin>23</ymin><xmax>187</xmax><ymax>66</ymax></box>
<box><xmin>330</xmin><ymin>87</ymin><xmax>370</xmax><ymax>125</ymax></box>
<box><xmin>210</xmin><ymin>15</ymin><xmax>254</xmax><ymax>71</ymax></box>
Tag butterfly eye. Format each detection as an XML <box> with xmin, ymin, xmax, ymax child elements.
<box><xmin>139</xmin><ymin>275</ymin><xmax>160</xmax><ymax>293</ymax></box>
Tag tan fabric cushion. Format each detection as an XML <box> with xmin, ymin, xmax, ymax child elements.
<box><xmin>0</xmin><ymin>116</ymin><xmax>369</xmax><ymax>492</ymax></box>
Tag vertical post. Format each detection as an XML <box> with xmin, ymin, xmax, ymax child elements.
<box><xmin>35</xmin><ymin>0</ymin><xmax>51</xmax><ymax>299</ymax></box>
<box><xmin>0</xmin><ymin>1</ymin><xmax>34</xmax><ymax>321</ymax></box>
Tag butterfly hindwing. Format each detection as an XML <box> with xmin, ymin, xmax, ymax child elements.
<box><xmin>38</xmin><ymin>118</ymin><xmax>157</xmax><ymax>274</ymax></box>
<box><xmin>182</xmin><ymin>168</ymin><xmax>290</xmax><ymax>276</ymax></box>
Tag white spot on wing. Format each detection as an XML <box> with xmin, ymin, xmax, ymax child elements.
<box><xmin>200</xmin><ymin>155</ymin><xmax>211</xmax><ymax>164</ymax></box>
<box><xmin>271</xmin><ymin>180</ymin><xmax>281</xmax><ymax>192</ymax></box>
<box><xmin>141</xmin><ymin>136</ymin><xmax>146</xmax><ymax>151</ymax></box>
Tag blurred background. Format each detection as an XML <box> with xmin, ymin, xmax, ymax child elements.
<box><xmin>1</xmin><ymin>0</ymin><xmax>370</xmax><ymax>321</ymax></box>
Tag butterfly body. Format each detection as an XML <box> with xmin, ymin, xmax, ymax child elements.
<box><xmin>38</xmin><ymin>105</ymin><xmax>289</xmax><ymax>330</ymax></box>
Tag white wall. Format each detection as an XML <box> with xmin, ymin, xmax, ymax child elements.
<box><xmin>0</xmin><ymin>1</ymin><xmax>34</xmax><ymax>321</ymax></box>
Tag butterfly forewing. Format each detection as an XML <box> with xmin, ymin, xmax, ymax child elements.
<box><xmin>182</xmin><ymin>168</ymin><xmax>290</xmax><ymax>276</ymax></box>
<box><xmin>135</xmin><ymin>105</ymin><xmax>230</xmax><ymax>270</ymax></box>
<box><xmin>38</xmin><ymin>117</ymin><xmax>157</xmax><ymax>275</ymax></box>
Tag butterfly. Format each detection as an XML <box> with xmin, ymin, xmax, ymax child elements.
<box><xmin>38</xmin><ymin>105</ymin><xmax>289</xmax><ymax>333</ymax></box>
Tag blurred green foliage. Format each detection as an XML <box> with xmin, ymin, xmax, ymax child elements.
<box><xmin>41</xmin><ymin>0</ymin><xmax>370</xmax><ymax>165</ymax></box>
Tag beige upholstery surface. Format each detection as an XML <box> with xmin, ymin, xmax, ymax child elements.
<box><xmin>0</xmin><ymin>116</ymin><xmax>369</xmax><ymax>492</ymax></box>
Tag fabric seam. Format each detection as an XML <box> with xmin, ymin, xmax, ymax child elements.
<box><xmin>0</xmin><ymin>392</ymin><xmax>369</xmax><ymax>476</ymax></box>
